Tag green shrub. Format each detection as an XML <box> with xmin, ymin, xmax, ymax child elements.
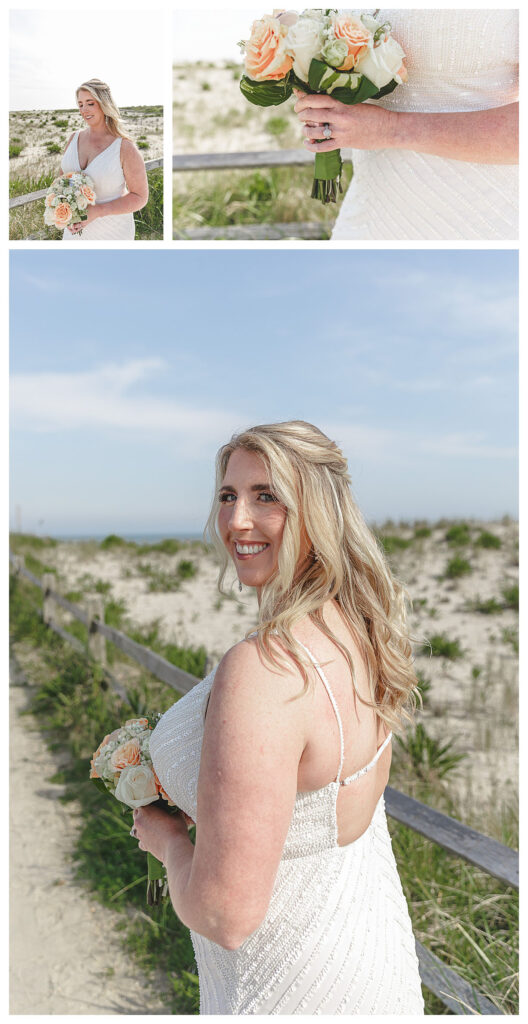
<box><xmin>55</xmin><ymin>119</ymin><xmax>69</xmax><ymax>128</ymax></box>
<box><xmin>9</xmin><ymin>143</ymin><xmax>23</xmax><ymax>158</ymax></box>
<box><xmin>414</xmin><ymin>526</ymin><xmax>432</xmax><ymax>539</ymax></box>
<box><xmin>137</xmin><ymin>140</ymin><xmax>149</xmax><ymax>150</ymax></box>
<box><xmin>395</xmin><ymin>723</ymin><xmax>466</xmax><ymax>780</ymax></box>
<box><xmin>444</xmin><ymin>555</ymin><xmax>472</xmax><ymax>579</ymax></box>
<box><xmin>502</xmin><ymin>584</ymin><xmax>519</xmax><ymax>610</ymax></box>
<box><xmin>475</xmin><ymin>530</ymin><xmax>502</xmax><ymax>549</ymax></box>
<box><xmin>138</xmin><ymin>538</ymin><xmax>183</xmax><ymax>555</ymax></box>
<box><xmin>445</xmin><ymin>523</ymin><xmax>471</xmax><ymax>546</ymax></box>
<box><xmin>200</xmin><ymin>81</ymin><xmax>212</xmax><ymax>91</ymax></box>
<box><xmin>424</xmin><ymin>634</ymin><xmax>464</xmax><ymax>659</ymax></box>
<box><xmin>100</xmin><ymin>534</ymin><xmax>128</xmax><ymax>550</ymax></box>
<box><xmin>265</xmin><ymin>116</ymin><xmax>289</xmax><ymax>136</ymax></box>
<box><xmin>135</xmin><ymin>165</ymin><xmax>162</xmax><ymax>241</ymax></box>
<box><xmin>46</xmin><ymin>142</ymin><xmax>61</xmax><ymax>153</ymax></box>
<box><xmin>378</xmin><ymin>535</ymin><xmax>411</xmax><ymax>555</ymax></box>
<box><xmin>468</xmin><ymin>597</ymin><xmax>503</xmax><ymax>614</ymax></box>
<box><xmin>177</xmin><ymin>559</ymin><xmax>196</xmax><ymax>580</ymax></box>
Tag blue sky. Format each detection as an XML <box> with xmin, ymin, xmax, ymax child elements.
<box><xmin>10</xmin><ymin>249</ymin><xmax>518</xmax><ymax>536</ymax></box>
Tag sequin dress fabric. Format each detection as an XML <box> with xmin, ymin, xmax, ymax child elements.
<box><xmin>60</xmin><ymin>131</ymin><xmax>135</xmax><ymax>240</ymax></box>
<box><xmin>331</xmin><ymin>9</ymin><xmax>519</xmax><ymax>240</ymax></box>
<box><xmin>150</xmin><ymin>644</ymin><xmax>424</xmax><ymax>1015</ymax></box>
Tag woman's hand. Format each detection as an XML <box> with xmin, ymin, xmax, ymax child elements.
<box><xmin>294</xmin><ymin>89</ymin><xmax>396</xmax><ymax>153</ymax></box>
<box><xmin>132</xmin><ymin>805</ymin><xmax>191</xmax><ymax>864</ymax></box>
<box><xmin>67</xmin><ymin>204</ymin><xmax>99</xmax><ymax>234</ymax></box>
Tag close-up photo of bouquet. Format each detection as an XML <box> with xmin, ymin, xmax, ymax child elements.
<box><xmin>43</xmin><ymin>171</ymin><xmax>96</xmax><ymax>233</ymax></box>
<box><xmin>240</xmin><ymin>9</ymin><xmax>407</xmax><ymax>203</ymax></box>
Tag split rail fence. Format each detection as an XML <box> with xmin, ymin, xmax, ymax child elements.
<box><xmin>172</xmin><ymin>149</ymin><xmax>350</xmax><ymax>240</ymax></box>
<box><xmin>9</xmin><ymin>157</ymin><xmax>163</xmax><ymax>211</ymax></box>
<box><xmin>10</xmin><ymin>551</ymin><xmax>518</xmax><ymax>1016</ymax></box>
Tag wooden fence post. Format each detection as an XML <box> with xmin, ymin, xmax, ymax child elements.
<box><xmin>86</xmin><ymin>595</ymin><xmax>107</xmax><ymax>667</ymax></box>
<box><xmin>42</xmin><ymin>573</ymin><xmax>55</xmax><ymax>625</ymax></box>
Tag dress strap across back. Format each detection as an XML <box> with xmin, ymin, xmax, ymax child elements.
<box><xmin>297</xmin><ymin>640</ymin><xmax>392</xmax><ymax>786</ymax></box>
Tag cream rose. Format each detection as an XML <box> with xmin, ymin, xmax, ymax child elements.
<box><xmin>286</xmin><ymin>13</ymin><xmax>325</xmax><ymax>83</ymax></box>
<box><xmin>355</xmin><ymin>35</ymin><xmax>407</xmax><ymax>89</ymax></box>
<box><xmin>115</xmin><ymin>763</ymin><xmax>160</xmax><ymax>808</ymax></box>
<box><xmin>245</xmin><ymin>15</ymin><xmax>293</xmax><ymax>81</ymax></box>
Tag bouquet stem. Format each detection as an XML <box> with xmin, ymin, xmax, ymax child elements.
<box><xmin>312</xmin><ymin>150</ymin><xmax>343</xmax><ymax>205</ymax></box>
<box><xmin>146</xmin><ymin>851</ymin><xmax>167</xmax><ymax>906</ymax></box>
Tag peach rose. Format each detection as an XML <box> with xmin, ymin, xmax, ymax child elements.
<box><xmin>53</xmin><ymin>202</ymin><xmax>73</xmax><ymax>227</ymax></box>
<box><xmin>332</xmin><ymin>14</ymin><xmax>371</xmax><ymax>71</ymax></box>
<box><xmin>80</xmin><ymin>184</ymin><xmax>96</xmax><ymax>204</ymax></box>
<box><xmin>125</xmin><ymin>717</ymin><xmax>149</xmax><ymax>729</ymax></box>
<box><xmin>245</xmin><ymin>15</ymin><xmax>293</xmax><ymax>81</ymax></box>
<box><xmin>111</xmin><ymin>738</ymin><xmax>142</xmax><ymax>772</ymax></box>
<box><xmin>155</xmin><ymin>773</ymin><xmax>176</xmax><ymax>807</ymax></box>
<box><xmin>45</xmin><ymin>193</ymin><xmax>56</xmax><ymax>208</ymax></box>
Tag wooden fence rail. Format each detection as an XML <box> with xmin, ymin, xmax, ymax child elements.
<box><xmin>10</xmin><ymin>551</ymin><xmax>518</xmax><ymax>1015</ymax></box>
<box><xmin>172</xmin><ymin>149</ymin><xmax>345</xmax><ymax>240</ymax></box>
<box><xmin>9</xmin><ymin>158</ymin><xmax>163</xmax><ymax>209</ymax></box>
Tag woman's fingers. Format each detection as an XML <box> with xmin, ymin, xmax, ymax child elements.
<box><xmin>303</xmin><ymin>124</ymin><xmax>335</xmax><ymax>139</ymax></box>
<box><xmin>294</xmin><ymin>93</ymin><xmax>340</xmax><ymax>115</ymax></box>
<box><xmin>303</xmin><ymin>138</ymin><xmax>342</xmax><ymax>152</ymax></box>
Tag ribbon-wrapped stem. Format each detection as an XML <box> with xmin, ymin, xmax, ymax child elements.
<box><xmin>312</xmin><ymin>149</ymin><xmax>344</xmax><ymax>204</ymax></box>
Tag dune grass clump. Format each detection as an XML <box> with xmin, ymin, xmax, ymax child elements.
<box><xmin>100</xmin><ymin>534</ymin><xmax>129</xmax><ymax>550</ymax></box>
<box><xmin>502</xmin><ymin>584</ymin><xmax>519</xmax><ymax>611</ymax></box>
<box><xmin>444</xmin><ymin>555</ymin><xmax>472</xmax><ymax>579</ymax></box>
<box><xmin>475</xmin><ymin>530</ymin><xmax>502</xmax><ymax>550</ymax></box>
<box><xmin>425</xmin><ymin>634</ymin><xmax>464</xmax><ymax>659</ymax></box>
<box><xmin>414</xmin><ymin>526</ymin><xmax>432</xmax><ymax>539</ymax></box>
<box><xmin>468</xmin><ymin>597</ymin><xmax>504</xmax><ymax>615</ymax></box>
<box><xmin>445</xmin><ymin>523</ymin><xmax>471</xmax><ymax>546</ymax></box>
<box><xmin>377</xmin><ymin>535</ymin><xmax>412</xmax><ymax>556</ymax></box>
<box><xmin>138</xmin><ymin>538</ymin><xmax>183</xmax><ymax>555</ymax></box>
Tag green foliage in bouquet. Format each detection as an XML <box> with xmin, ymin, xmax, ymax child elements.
<box><xmin>240</xmin><ymin>58</ymin><xmax>398</xmax><ymax>203</ymax></box>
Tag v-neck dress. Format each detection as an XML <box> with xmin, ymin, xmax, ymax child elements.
<box><xmin>60</xmin><ymin>131</ymin><xmax>135</xmax><ymax>240</ymax></box>
<box><xmin>150</xmin><ymin>642</ymin><xmax>424</xmax><ymax>1015</ymax></box>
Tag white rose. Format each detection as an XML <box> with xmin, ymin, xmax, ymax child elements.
<box><xmin>76</xmin><ymin>194</ymin><xmax>88</xmax><ymax>210</ymax></box>
<box><xmin>287</xmin><ymin>14</ymin><xmax>326</xmax><ymax>83</ymax></box>
<box><xmin>44</xmin><ymin>207</ymin><xmax>56</xmax><ymax>225</ymax></box>
<box><xmin>114</xmin><ymin>763</ymin><xmax>159</xmax><ymax>808</ymax></box>
<box><xmin>274</xmin><ymin>9</ymin><xmax>298</xmax><ymax>28</ymax></box>
<box><xmin>355</xmin><ymin>35</ymin><xmax>406</xmax><ymax>90</ymax></box>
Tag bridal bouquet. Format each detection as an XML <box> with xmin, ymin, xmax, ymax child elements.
<box><xmin>90</xmin><ymin>716</ymin><xmax>181</xmax><ymax>905</ymax></box>
<box><xmin>44</xmin><ymin>171</ymin><xmax>96</xmax><ymax>232</ymax></box>
<box><xmin>239</xmin><ymin>9</ymin><xmax>407</xmax><ymax>203</ymax></box>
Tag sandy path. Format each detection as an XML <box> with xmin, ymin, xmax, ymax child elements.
<box><xmin>9</xmin><ymin>656</ymin><xmax>167</xmax><ymax>1015</ymax></box>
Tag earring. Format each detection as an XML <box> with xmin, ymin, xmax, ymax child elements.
<box><xmin>238</xmin><ymin>580</ymin><xmax>243</xmax><ymax>593</ymax></box>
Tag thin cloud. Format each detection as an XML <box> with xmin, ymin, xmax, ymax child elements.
<box><xmin>10</xmin><ymin>359</ymin><xmax>235</xmax><ymax>452</ymax></box>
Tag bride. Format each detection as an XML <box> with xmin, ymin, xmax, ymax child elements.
<box><xmin>295</xmin><ymin>9</ymin><xmax>518</xmax><ymax>240</ymax></box>
<box><xmin>131</xmin><ymin>421</ymin><xmax>425</xmax><ymax>1015</ymax></box>
<box><xmin>60</xmin><ymin>78</ymin><xmax>148</xmax><ymax>240</ymax></box>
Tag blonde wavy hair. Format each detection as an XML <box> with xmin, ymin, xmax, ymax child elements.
<box><xmin>76</xmin><ymin>79</ymin><xmax>132</xmax><ymax>139</ymax></box>
<box><xmin>206</xmin><ymin>420</ymin><xmax>418</xmax><ymax>731</ymax></box>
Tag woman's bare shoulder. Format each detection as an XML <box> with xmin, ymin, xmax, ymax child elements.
<box><xmin>62</xmin><ymin>130</ymin><xmax>77</xmax><ymax>154</ymax></box>
<box><xmin>213</xmin><ymin>636</ymin><xmax>307</xmax><ymax>707</ymax></box>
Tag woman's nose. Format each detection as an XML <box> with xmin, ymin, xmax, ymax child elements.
<box><xmin>230</xmin><ymin>496</ymin><xmax>252</xmax><ymax>529</ymax></box>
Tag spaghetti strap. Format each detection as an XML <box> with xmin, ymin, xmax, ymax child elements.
<box><xmin>297</xmin><ymin>640</ymin><xmax>345</xmax><ymax>784</ymax></box>
<box><xmin>340</xmin><ymin>731</ymin><xmax>393</xmax><ymax>787</ymax></box>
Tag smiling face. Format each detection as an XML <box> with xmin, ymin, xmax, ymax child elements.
<box><xmin>218</xmin><ymin>449</ymin><xmax>289</xmax><ymax>595</ymax></box>
<box><xmin>77</xmin><ymin>89</ymin><xmax>105</xmax><ymax>130</ymax></box>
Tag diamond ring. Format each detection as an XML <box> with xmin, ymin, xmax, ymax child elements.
<box><xmin>322</xmin><ymin>123</ymin><xmax>332</xmax><ymax>139</ymax></box>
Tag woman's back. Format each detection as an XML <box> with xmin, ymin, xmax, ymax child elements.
<box><xmin>150</xmin><ymin>612</ymin><xmax>423</xmax><ymax>1015</ymax></box>
<box><xmin>294</xmin><ymin>600</ymin><xmax>392</xmax><ymax>846</ymax></box>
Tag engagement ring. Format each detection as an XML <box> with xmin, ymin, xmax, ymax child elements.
<box><xmin>322</xmin><ymin>123</ymin><xmax>332</xmax><ymax>139</ymax></box>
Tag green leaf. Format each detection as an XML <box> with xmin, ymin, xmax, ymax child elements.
<box><xmin>373</xmin><ymin>79</ymin><xmax>399</xmax><ymax>100</ymax></box>
<box><xmin>239</xmin><ymin>75</ymin><xmax>292</xmax><ymax>107</ymax></box>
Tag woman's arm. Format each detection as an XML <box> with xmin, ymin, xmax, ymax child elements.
<box><xmin>295</xmin><ymin>93</ymin><xmax>519</xmax><ymax>165</ymax></box>
<box><xmin>134</xmin><ymin>640</ymin><xmax>309</xmax><ymax>950</ymax></box>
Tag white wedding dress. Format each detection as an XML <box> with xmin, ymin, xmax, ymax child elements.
<box><xmin>331</xmin><ymin>9</ymin><xmax>519</xmax><ymax>240</ymax></box>
<box><xmin>60</xmin><ymin>131</ymin><xmax>135</xmax><ymax>240</ymax></box>
<box><xmin>150</xmin><ymin>641</ymin><xmax>424</xmax><ymax>1015</ymax></box>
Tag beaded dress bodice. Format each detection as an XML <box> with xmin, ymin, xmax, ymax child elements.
<box><xmin>150</xmin><ymin>646</ymin><xmax>424</xmax><ymax>1015</ymax></box>
<box><xmin>332</xmin><ymin>9</ymin><xmax>518</xmax><ymax>240</ymax></box>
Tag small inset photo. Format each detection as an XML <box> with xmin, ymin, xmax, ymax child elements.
<box><xmin>9</xmin><ymin>10</ymin><xmax>164</xmax><ymax>241</ymax></box>
<box><xmin>172</xmin><ymin>8</ymin><xmax>518</xmax><ymax>242</ymax></box>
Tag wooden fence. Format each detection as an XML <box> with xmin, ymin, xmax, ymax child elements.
<box><xmin>10</xmin><ymin>551</ymin><xmax>518</xmax><ymax>1015</ymax></box>
<box><xmin>9</xmin><ymin>157</ymin><xmax>163</xmax><ymax>210</ymax></box>
<box><xmin>172</xmin><ymin>149</ymin><xmax>345</xmax><ymax>240</ymax></box>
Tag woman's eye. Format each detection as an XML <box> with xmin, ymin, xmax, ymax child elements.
<box><xmin>258</xmin><ymin>492</ymin><xmax>276</xmax><ymax>503</ymax></box>
<box><xmin>219</xmin><ymin>492</ymin><xmax>235</xmax><ymax>504</ymax></box>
